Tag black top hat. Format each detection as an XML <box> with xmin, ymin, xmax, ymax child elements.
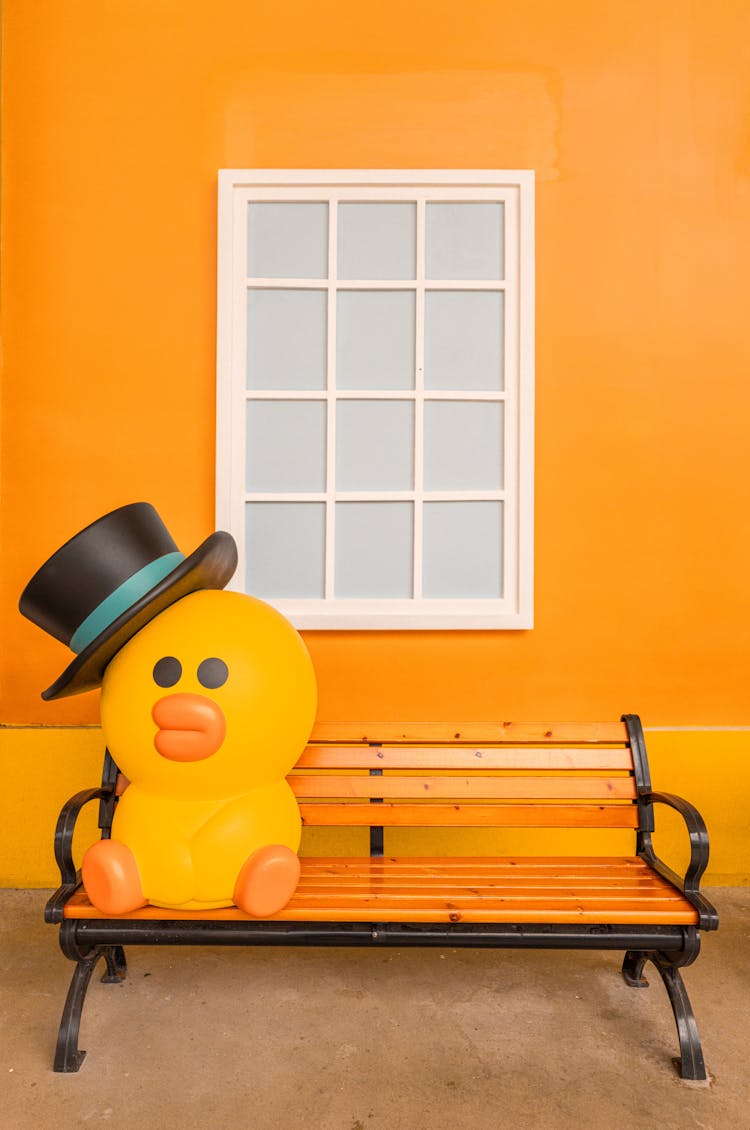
<box><xmin>19</xmin><ymin>502</ymin><xmax>238</xmax><ymax>700</ymax></box>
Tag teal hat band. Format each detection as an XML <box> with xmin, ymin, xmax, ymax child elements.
<box><xmin>69</xmin><ymin>552</ymin><xmax>186</xmax><ymax>655</ymax></box>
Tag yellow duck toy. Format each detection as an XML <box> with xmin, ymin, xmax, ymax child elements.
<box><xmin>19</xmin><ymin>503</ymin><xmax>317</xmax><ymax>918</ymax></box>
<box><xmin>89</xmin><ymin>589</ymin><xmax>315</xmax><ymax>915</ymax></box>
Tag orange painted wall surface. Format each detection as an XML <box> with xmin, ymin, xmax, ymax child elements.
<box><xmin>2</xmin><ymin>1</ymin><xmax>749</xmax><ymax>727</ymax></box>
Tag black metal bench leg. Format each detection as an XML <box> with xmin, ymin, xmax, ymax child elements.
<box><xmin>55</xmin><ymin>924</ymin><xmax>128</xmax><ymax>1073</ymax></box>
<box><xmin>621</xmin><ymin>940</ymin><xmax>707</xmax><ymax>1082</ymax></box>
<box><xmin>54</xmin><ymin>957</ymin><xmax>98</xmax><ymax>1072</ymax></box>
<box><xmin>54</xmin><ymin>947</ymin><xmax>126</xmax><ymax>1073</ymax></box>
<box><xmin>622</xmin><ymin>949</ymin><xmax>649</xmax><ymax>987</ymax></box>
<box><xmin>101</xmin><ymin>945</ymin><xmax>127</xmax><ymax>984</ymax></box>
<box><xmin>650</xmin><ymin>955</ymin><xmax>707</xmax><ymax>1081</ymax></box>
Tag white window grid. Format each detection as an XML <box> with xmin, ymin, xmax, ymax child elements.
<box><xmin>217</xmin><ymin>170</ymin><xmax>534</xmax><ymax>629</ymax></box>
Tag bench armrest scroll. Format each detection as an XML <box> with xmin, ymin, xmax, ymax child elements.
<box><xmin>640</xmin><ymin>791</ymin><xmax>718</xmax><ymax>930</ymax></box>
<box><xmin>45</xmin><ymin>787</ymin><xmax>111</xmax><ymax>923</ymax></box>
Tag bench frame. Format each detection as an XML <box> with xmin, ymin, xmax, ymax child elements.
<box><xmin>45</xmin><ymin>714</ymin><xmax>718</xmax><ymax>1079</ymax></box>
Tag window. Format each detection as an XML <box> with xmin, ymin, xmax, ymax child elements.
<box><xmin>217</xmin><ymin>170</ymin><xmax>534</xmax><ymax>629</ymax></box>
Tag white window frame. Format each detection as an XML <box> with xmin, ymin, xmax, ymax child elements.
<box><xmin>216</xmin><ymin>169</ymin><xmax>534</xmax><ymax>630</ymax></box>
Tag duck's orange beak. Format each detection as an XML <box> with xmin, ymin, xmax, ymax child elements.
<box><xmin>152</xmin><ymin>693</ymin><xmax>226</xmax><ymax>762</ymax></box>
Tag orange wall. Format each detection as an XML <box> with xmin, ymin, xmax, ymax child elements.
<box><xmin>2</xmin><ymin>1</ymin><xmax>749</xmax><ymax>727</ymax></box>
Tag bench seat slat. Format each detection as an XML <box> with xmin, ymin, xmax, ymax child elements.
<box><xmin>62</xmin><ymin>902</ymin><xmax>696</xmax><ymax>925</ymax></box>
<box><xmin>62</xmin><ymin>856</ymin><xmax>697</xmax><ymax>926</ymax></box>
<box><xmin>299</xmin><ymin>856</ymin><xmax>650</xmax><ymax>875</ymax></box>
<box><xmin>293</xmin><ymin>885</ymin><xmax>686</xmax><ymax>900</ymax></box>
<box><xmin>273</xmin><ymin>902</ymin><xmax>697</xmax><ymax>924</ymax></box>
<box><xmin>286</xmin><ymin>891</ymin><xmax>689</xmax><ymax>908</ymax></box>
<box><xmin>300</xmin><ymin>868</ymin><xmax>655</xmax><ymax>883</ymax></box>
<box><xmin>290</xmin><ymin>776</ymin><xmax>637</xmax><ymax>800</ymax></box>
<box><xmin>310</xmin><ymin>722</ymin><xmax>629</xmax><ymax>744</ymax></box>
<box><xmin>299</xmin><ymin>863</ymin><xmax>666</xmax><ymax>883</ymax></box>
<box><xmin>297</xmin><ymin>748</ymin><xmax>634</xmax><ymax>770</ymax></box>
<box><xmin>293</xmin><ymin>876</ymin><xmax>674</xmax><ymax>893</ymax></box>
<box><xmin>299</xmin><ymin>802</ymin><xmax>640</xmax><ymax>828</ymax></box>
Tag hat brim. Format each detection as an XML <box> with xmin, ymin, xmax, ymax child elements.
<box><xmin>41</xmin><ymin>531</ymin><xmax>238</xmax><ymax>700</ymax></box>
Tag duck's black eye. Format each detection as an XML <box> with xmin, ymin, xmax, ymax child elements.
<box><xmin>197</xmin><ymin>658</ymin><xmax>229</xmax><ymax>689</ymax></box>
<box><xmin>153</xmin><ymin>656</ymin><xmax>182</xmax><ymax>688</ymax></box>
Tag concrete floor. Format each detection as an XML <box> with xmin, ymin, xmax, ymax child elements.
<box><xmin>1</xmin><ymin>889</ymin><xmax>748</xmax><ymax>1130</ymax></box>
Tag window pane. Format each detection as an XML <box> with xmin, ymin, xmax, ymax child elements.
<box><xmin>337</xmin><ymin>290</ymin><xmax>415</xmax><ymax>390</ymax></box>
<box><xmin>424</xmin><ymin>291</ymin><xmax>504</xmax><ymax>391</ymax></box>
<box><xmin>426</xmin><ymin>202</ymin><xmax>504</xmax><ymax>280</ymax></box>
<box><xmin>247</xmin><ymin>203</ymin><xmax>328</xmax><ymax>279</ymax></box>
<box><xmin>336</xmin><ymin>401</ymin><xmax>414</xmax><ymax>491</ymax></box>
<box><xmin>247</xmin><ymin>289</ymin><xmax>326</xmax><ymax>390</ymax></box>
<box><xmin>246</xmin><ymin>401</ymin><xmax>326</xmax><ymax>492</ymax></box>
<box><xmin>424</xmin><ymin>401</ymin><xmax>504</xmax><ymax>491</ymax></box>
<box><xmin>246</xmin><ymin>502</ymin><xmax>325</xmax><ymax>599</ymax></box>
<box><xmin>423</xmin><ymin>502</ymin><xmax>503</xmax><ymax>598</ymax></box>
<box><xmin>338</xmin><ymin>203</ymin><xmax>416</xmax><ymax>280</ymax></box>
<box><xmin>336</xmin><ymin>502</ymin><xmax>413</xmax><ymax>598</ymax></box>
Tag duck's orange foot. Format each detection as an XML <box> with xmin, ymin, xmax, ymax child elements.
<box><xmin>82</xmin><ymin>839</ymin><xmax>147</xmax><ymax>915</ymax></box>
<box><xmin>233</xmin><ymin>845</ymin><xmax>301</xmax><ymax>917</ymax></box>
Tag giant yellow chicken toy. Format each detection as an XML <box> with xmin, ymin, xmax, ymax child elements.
<box><xmin>19</xmin><ymin>503</ymin><xmax>317</xmax><ymax>917</ymax></box>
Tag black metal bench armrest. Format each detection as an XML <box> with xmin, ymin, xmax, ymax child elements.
<box><xmin>639</xmin><ymin>791</ymin><xmax>718</xmax><ymax>930</ymax></box>
<box><xmin>45</xmin><ymin>787</ymin><xmax>112</xmax><ymax>924</ymax></box>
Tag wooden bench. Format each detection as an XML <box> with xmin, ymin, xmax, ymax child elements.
<box><xmin>46</xmin><ymin>714</ymin><xmax>718</xmax><ymax>1078</ymax></box>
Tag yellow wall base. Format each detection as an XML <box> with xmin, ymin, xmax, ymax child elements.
<box><xmin>1</xmin><ymin>726</ymin><xmax>748</xmax><ymax>887</ymax></box>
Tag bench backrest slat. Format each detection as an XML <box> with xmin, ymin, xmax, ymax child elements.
<box><xmin>297</xmin><ymin>747</ymin><xmax>633</xmax><ymax>770</ymax></box>
<box><xmin>309</xmin><ymin>722</ymin><xmax>629</xmax><ymax>744</ymax></box>
<box><xmin>290</xmin><ymin>776</ymin><xmax>637</xmax><ymax>800</ymax></box>
<box><xmin>298</xmin><ymin>803</ymin><xmax>640</xmax><ymax>828</ymax></box>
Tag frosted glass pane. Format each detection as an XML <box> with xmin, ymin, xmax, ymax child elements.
<box><xmin>424</xmin><ymin>402</ymin><xmax>504</xmax><ymax>490</ymax></box>
<box><xmin>423</xmin><ymin>502</ymin><xmax>503</xmax><ymax>598</ymax></box>
<box><xmin>336</xmin><ymin>401</ymin><xmax>414</xmax><ymax>491</ymax></box>
<box><xmin>336</xmin><ymin>503</ymin><xmax>413</xmax><ymax>598</ymax></box>
<box><xmin>247</xmin><ymin>289</ymin><xmax>326</xmax><ymax>390</ymax></box>
<box><xmin>424</xmin><ymin>291</ymin><xmax>504</xmax><ymax>391</ymax></box>
<box><xmin>338</xmin><ymin>203</ymin><xmax>416</xmax><ymax>280</ymax></box>
<box><xmin>246</xmin><ymin>401</ymin><xmax>326</xmax><ymax>492</ymax></box>
<box><xmin>426</xmin><ymin>203</ymin><xmax>504</xmax><ymax>280</ymax></box>
<box><xmin>247</xmin><ymin>203</ymin><xmax>328</xmax><ymax>279</ymax></box>
<box><xmin>337</xmin><ymin>290</ymin><xmax>415</xmax><ymax>390</ymax></box>
<box><xmin>246</xmin><ymin>503</ymin><xmax>325</xmax><ymax>599</ymax></box>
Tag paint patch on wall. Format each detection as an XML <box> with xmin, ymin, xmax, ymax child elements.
<box><xmin>219</xmin><ymin>69</ymin><xmax>560</xmax><ymax>179</ymax></box>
